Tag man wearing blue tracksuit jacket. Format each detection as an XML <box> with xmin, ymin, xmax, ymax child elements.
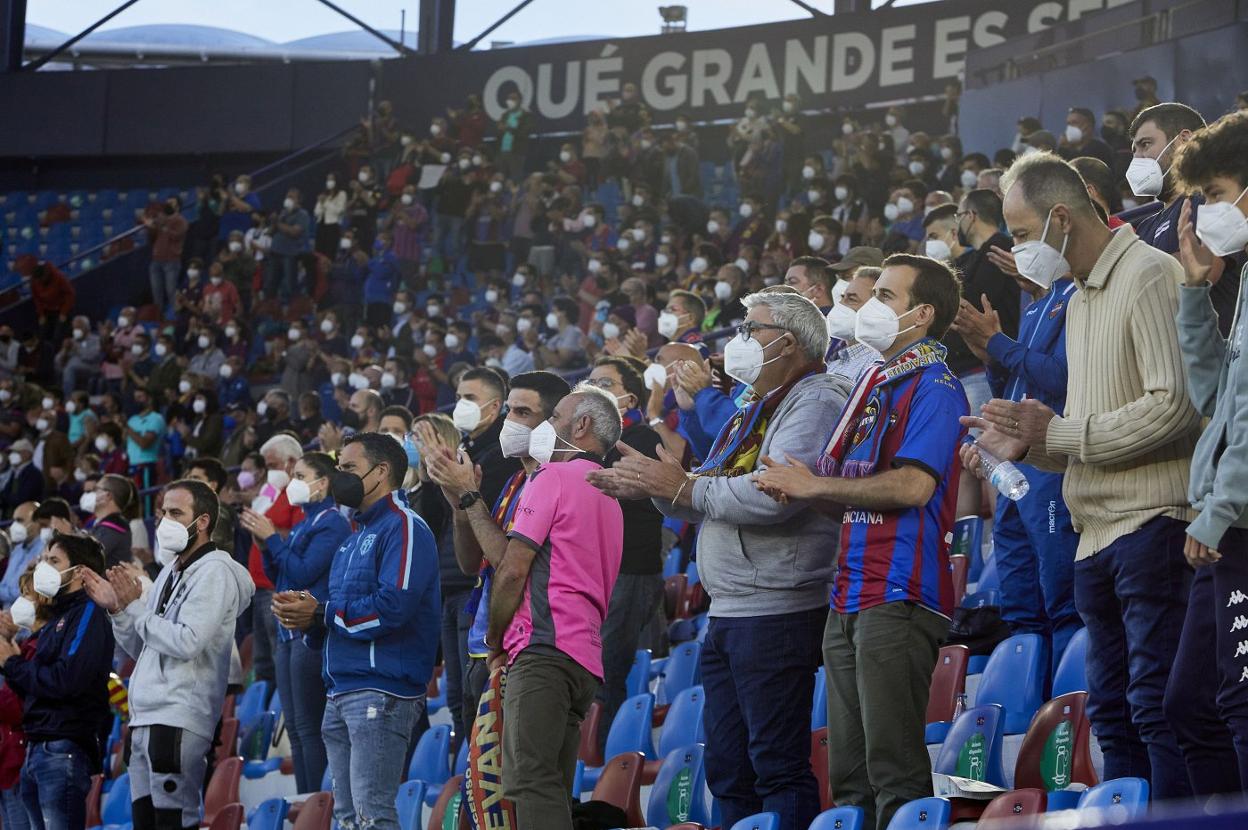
<box><xmin>283</xmin><ymin>433</ymin><xmax>439</xmax><ymax>830</ymax></box>
<box><xmin>961</xmin><ymin>275</ymin><xmax>1081</xmax><ymax>674</ymax></box>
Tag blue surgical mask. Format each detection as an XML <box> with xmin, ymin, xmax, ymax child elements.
<box><xmin>404</xmin><ymin>435</ymin><xmax>421</xmax><ymax>470</ymax></box>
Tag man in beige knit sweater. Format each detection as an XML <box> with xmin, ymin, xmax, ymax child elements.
<box><xmin>967</xmin><ymin>152</ymin><xmax>1201</xmax><ymax>801</ymax></box>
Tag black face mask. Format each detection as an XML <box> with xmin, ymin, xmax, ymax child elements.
<box><xmin>163</xmin><ymin>204</ymin><xmax>176</xmax><ymax>216</ymax></box>
<box><xmin>1134</xmin><ymin>86</ymin><xmax>1150</xmax><ymax>101</ymax></box>
<box><xmin>331</xmin><ymin>465</ymin><xmax>378</xmax><ymax>510</ymax></box>
<box><xmin>956</xmin><ymin>214</ymin><xmax>972</xmax><ymax>249</ymax></box>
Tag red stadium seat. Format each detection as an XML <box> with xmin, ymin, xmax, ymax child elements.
<box><xmin>207</xmin><ymin>802</ymin><xmax>245</xmax><ymax>830</ymax></box>
<box><xmin>426</xmin><ymin>774</ymin><xmax>463</xmax><ymax>830</ymax></box>
<box><xmin>811</xmin><ymin>727</ymin><xmax>831</xmax><ymax>812</ymax></box>
<box><xmin>591</xmin><ymin>752</ymin><xmax>646</xmax><ymax>828</ymax></box>
<box><xmin>201</xmin><ymin>757</ymin><xmax>242</xmax><ymax>827</ymax></box>
<box><xmin>292</xmin><ymin>791</ymin><xmax>333</xmax><ymax>830</ymax></box>
<box><xmin>979</xmin><ymin>788</ymin><xmax>1047</xmax><ymax>822</ymax></box>
<box><xmin>578</xmin><ymin>700</ymin><xmax>605</xmax><ymax>767</ymax></box>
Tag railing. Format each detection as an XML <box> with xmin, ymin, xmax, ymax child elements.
<box><xmin>964</xmin><ymin>0</ymin><xmax>1241</xmax><ymax>90</ymax></box>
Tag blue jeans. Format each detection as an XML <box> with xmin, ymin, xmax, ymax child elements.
<box><xmin>993</xmin><ymin>469</ymin><xmax>1080</xmax><ymax>683</ymax></box>
<box><xmin>1075</xmin><ymin>516</ymin><xmax>1192</xmax><ymax>801</ymax></box>
<box><xmin>274</xmin><ymin>637</ymin><xmax>328</xmax><ymax>794</ymax></box>
<box><xmin>1163</xmin><ymin>527</ymin><xmax>1248</xmax><ymax>794</ymax></box>
<box><xmin>440</xmin><ymin>591</ymin><xmax>471</xmax><ymax>752</ymax></box>
<box><xmin>1</xmin><ymin>783</ymin><xmax>30</xmax><ymax>830</ymax></box>
<box><xmin>322</xmin><ymin>690</ymin><xmax>423</xmax><ymax>830</ymax></box>
<box><xmin>435</xmin><ymin>215</ymin><xmax>464</xmax><ymax>265</ymax></box>
<box><xmin>266</xmin><ymin>253</ymin><xmax>299</xmax><ymax>302</ymax></box>
<box><xmin>20</xmin><ymin>740</ymin><xmax>91</xmax><ymax>830</ymax></box>
<box><xmin>148</xmin><ymin>260</ymin><xmax>179</xmax><ymax>314</ymax></box>
<box><xmin>702</xmin><ymin>608</ymin><xmax>826</xmax><ymax>830</ymax></box>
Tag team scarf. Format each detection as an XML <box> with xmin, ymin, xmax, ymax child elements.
<box><xmin>620</xmin><ymin>408</ymin><xmax>645</xmax><ymax>430</ymax></box>
<box><xmin>463</xmin><ymin>470</ymin><xmax>527</xmax><ymax>620</ymax></box>
<box><xmin>816</xmin><ymin>338</ymin><xmax>948</xmax><ymax>477</ymax></box>
<box><xmin>694</xmin><ymin>361</ymin><xmax>824</xmax><ymax>477</ymax></box>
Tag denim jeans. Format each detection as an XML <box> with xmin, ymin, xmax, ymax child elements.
<box><xmin>0</xmin><ymin>784</ymin><xmax>29</xmax><ymax>830</ymax></box>
<box><xmin>19</xmin><ymin>740</ymin><xmax>92</xmax><ymax>830</ymax></box>
<box><xmin>702</xmin><ymin>607</ymin><xmax>826</xmax><ymax>830</ymax></box>
<box><xmin>597</xmin><ymin>572</ymin><xmax>664</xmax><ymax>751</ymax></box>
<box><xmin>1164</xmin><ymin>527</ymin><xmax>1248</xmax><ymax>794</ymax></box>
<box><xmin>1075</xmin><ymin>516</ymin><xmax>1192</xmax><ymax>801</ymax></box>
<box><xmin>275</xmin><ymin>637</ymin><xmax>328</xmax><ymax>794</ymax></box>
<box><xmin>148</xmin><ymin>260</ymin><xmax>179</xmax><ymax>314</ymax></box>
<box><xmin>440</xmin><ymin>590</ymin><xmax>472</xmax><ymax>751</ymax></box>
<box><xmin>322</xmin><ymin>690</ymin><xmax>423</xmax><ymax>830</ymax></box>
<box><xmin>435</xmin><ymin>215</ymin><xmax>464</xmax><ymax>265</ymax></box>
<box><xmin>251</xmin><ymin>589</ymin><xmax>277</xmax><ymax>687</ymax></box>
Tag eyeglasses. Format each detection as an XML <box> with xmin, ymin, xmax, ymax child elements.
<box><xmin>735</xmin><ymin>322</ymin><xmax>788</xmax><ymax>342</ymax></box>
<box><xmin>584</xmin><ymin>377</ymin><xmax>617</xmax><ymax>390</ymax></box>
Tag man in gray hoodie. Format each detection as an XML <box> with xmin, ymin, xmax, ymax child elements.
<box><xmin>590</xmin><ymin>290</ymin><xmax>851</xmax><ymax>830</ymax></box>
<box><xmin>84</xmin><ymin>479</ymin><xmax>255</xmax><ymax>830</ymax></box>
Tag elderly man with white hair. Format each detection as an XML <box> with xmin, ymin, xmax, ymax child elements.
<box><xmin>57</xmin><ymin>314</ymin><xmax>102</xmax><ymax>396</ymax></box>
<box><xmin>590</xmin><ymin>290</ymin><xmax>852</xmax><ymax>830</ymax></box>
<box><xmin>238</xmin><ymin>432</ymin><xmax>305</xmax><ymax>688</ymax></box>
<box><xmin>487</xmin><ymin>383</ymin><xmax>624</xmax><ymax>830</ymax></box>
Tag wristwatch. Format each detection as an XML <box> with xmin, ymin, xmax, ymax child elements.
<box><xmin>457</xmin><ymin>490</ymin><xmax>483</xmax><ymax>511</ymax></box>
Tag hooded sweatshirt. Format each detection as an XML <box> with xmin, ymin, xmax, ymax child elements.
<box><xmin>110</xmin><ymin>546</ymin><xmax>255</xmax><ymax>741</ymax></box>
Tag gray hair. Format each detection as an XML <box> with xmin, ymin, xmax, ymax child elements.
<box><xmin>259</xmin><ymin>433</ymin><xmax>304</xmax><ymax>462</ymax></box>
<box><xmin>741</xmin><ymin>291</ymin><xmax>830</xmax><ymax>362</ymax></box>
<box><xmin>569</xmin><ymin>384</ymin><xmax>623</xmax><ymax>454</ymax></box>
<box><xmin>1000</xmin><ymin>151</ymin><xmax>1097</xmax><ymax>220</ymax></box>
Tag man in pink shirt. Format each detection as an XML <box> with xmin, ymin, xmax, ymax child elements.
<box><xmin>487</xmin><ymin>384</ymin><xmax>624</xmax><ymax>830</ymax></box>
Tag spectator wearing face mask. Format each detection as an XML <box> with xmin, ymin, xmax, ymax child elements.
<box><xmin>279</xmin><ymin>323</ymin><xmax>319</xmax><ymax>399</ymax></box>
<box><xmin>217</xmin><ymin>358</ymin><xmax>251</xmax><ymax>411</ymax></box>
<box><xmin>55</xmin><ymin>316</ymin><xmax>100</xmax><ymax>398</ymax></box>
<box><xmin>806</xmin><ymin>217</ymin><xmax>844</xmax><ymax>263</ymax></box>
<box><xmin>496</xmin><ymin>92</ymin><xmax>535</xmax><ymax>183</ymax></box>
<box><xmin>92</xmin><ymin>425</ymin><xmax>129</xmax><ymax>477</ymax></box>
<box><xmin>182</xmin><ymin>390</ymin><xmax>224</xmax><ymax>461</ymax></box>
<box><xmin>255</xmin><ymin>390</ymin><xmax>295</xmax><ymax>448</ymax></box>
<box><xmin>829</xmin><ymin>176</ymin><xmax>870</xmax><ymax>252</ymax></box>
<box><xmin>362</xmin><ymin>233</ymin><xmax>401</xmax><ymax>329</ymax></box>
<box><xmin>661</xmin><ymin>132</ymin><xmax>701</xmax><ymax>198</ymax></box>
<box><xmin>0</xmin><ymin>503</ymin><xmax>43</xmax><ymax>604</ymax></box>
<box><xmin>536</xmin><ymin>298</ymin><xmax>587</xmax><ymax>370</ymax></box>
<box><xmin>314</xmin><ymin>174</ymin><xmax>348</xmax><ymax>256</ymax></box>
<box><xmin>581</xmin><ymin>110</ymin><xmax>608</xmax><ymax>192</ymax></box>
<box><xmin>1058</xmin><ymin>107</ymin><xmax>1117</xmax><ymax>172</ymax></box>
<box><xmin>883</xmin><ymin>184</ymin><xmax>926</xmax><ymax>250</ymax></box>
<box><xmin>2</xmin><ymin>532</ymin><xmax>114</xmax><ymax>830</ymax></box>
<box><xmin>187</xmin><ymin>329</ymin><xmax>226</xmax><ymax>386</ymax></box>
<box><xmin>277</xmin><ymin>434</ymin><xmax>438</xmax><ymax>830</ymax></box>
<box><xmin>345</xmin><ymin>165</ymin><xmax>382</xmax><ymax>250</ymax></box>
<box><xmin>267</xmin><ymin>188</ymin><xmax>310</xmax><ymax>305</ymax></box>
<box><xmin>81</xmin><ymin>474</ymin><xmax>136</xmax><ymax>569</ymax></box>
<box><xmin>1127</xmin><ymin>103</ymin><xmax>1209</xmax><ymax>255</ymax></box>
<box><xmin>202</xmin><ymin>262</ymin><xmax>242</xmax><ymax>325</ymax></box>
<box><xmin>921</xmin><ymin>204</ymin><xmax>965</xmax><ymax>265</ymax></box>
<box><xmin>822</xmin><ymin>266</ymin><xmax>884</xmax><ymax>386</ymax></box>
<box><xmin>384</xmin><ymin>185</ymin><xmax>428</xmax><ymax>283</ymax></box>
<box><xmin>728</xmin><ymin>198</ymin><xmax>769</xmax><ymax>261</ymax></box>
<box><xmin>435</xmin><ymin>156</ymin><xmax>476</xmax><ymax>268</ymax></box>
<box><xmin>86</xmin><ymin>481</ymin><xmax>253</xmax><ymax>830</ymax></box>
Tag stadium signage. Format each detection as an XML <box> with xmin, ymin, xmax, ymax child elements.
<box><xmin>388</xmin><ymin>0</ymin><xmax>1133</xmax><ymax>130</ymax></box>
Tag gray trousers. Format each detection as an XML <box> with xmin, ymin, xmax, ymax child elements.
<box><xmin>128</xmin><ymin>724</ymin><xmax>214</xmax><ymax>829</ymax></box>
<box><xmin>502</xmin><ymin>650</ymin><xmax>598</xmax><ymax>830</ymax></box>
<box><xmin>824</xmin><ymin>602</ymin><xmax>947</xmax><ymax>830</ymax></box>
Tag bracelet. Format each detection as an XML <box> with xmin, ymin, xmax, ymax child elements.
<box><xmin>649</xmin><ymin>417</ymin><xmax>665</xmax><ymax>428</ymax></box>
<box><xmin>671</xmin><ymin>473</ymin><xmax>693</xmax><ymax>506</ymax></box>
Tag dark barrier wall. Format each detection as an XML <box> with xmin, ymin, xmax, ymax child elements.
<box><xmin>1</xmin><ymin>0</ymin><xmax>1147</xmax><ymax>160</ymax></box>
<box><xmin>0</xmin><ymin>59</ymin><xmax>372</xmax><ymax>159</ymax></box>
<box><xmin>958</xmin><ymin>23</ymin><xmax>1248</xmax><ymax>158</ymax></box>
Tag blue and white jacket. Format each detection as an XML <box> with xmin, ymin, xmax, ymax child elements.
<box><xmin>985</xmin><ymin>277</ymin><xmax>1074</xmax><ymax>412</ymax></box>
<box><xmin>313</xmin><ymin>490</ymin><xmax>440</xmax><ymax>699</ymax></box>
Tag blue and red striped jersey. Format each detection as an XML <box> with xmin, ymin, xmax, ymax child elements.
<box><xmin>832</xmin><ymin>363</ymin><xmax>967</xmax><ymax>617</ymax></box>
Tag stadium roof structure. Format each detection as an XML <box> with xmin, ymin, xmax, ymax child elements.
<box><xmin>20</xmin><ymin>22</ymin><xmax>616</xmax><ymax>68</ymax></box>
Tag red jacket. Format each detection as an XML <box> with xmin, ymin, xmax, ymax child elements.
<box><xmin>0</xmin><ymin>637</ymin><xmax>38</xmax><ymax>790</ymax></box>
<box><xmin>30</xmin><ymin>266</ymin><xmax>75</xmax><ymax>319</ymax></box>
<box><xmin>247</xmin><ymin>489</ymin><xmax>304</xmax><ymax>591</ymax></box>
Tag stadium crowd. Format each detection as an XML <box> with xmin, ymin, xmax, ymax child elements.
<box><xmin>0</xmin><ymin>74</ymin><xmax>1247</xmax><ymax>830</ymax></box>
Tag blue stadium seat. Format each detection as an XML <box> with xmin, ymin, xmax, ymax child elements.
<box><xmin>395</xmin><ymin>779</ymin><xmax>427</xmax><ymax>830</ymax></box>
<box><xmin>235</xmin><ymin>681</ymin><xmax>270</xmax><ymax>729</ymax></box>
<box><xmin>576</xmin><ymin>692</ymin><xmax>655</xmax><ymax>793</ymax></box>
<box><xmin>1076</xmin><ymin>777</ymin><xmax>1149</xmax><ymax>821</ymax></box>
<box><xmin>247</xmin><ymin>799</ymin><xmax>289</xmax><ymax>830</ymax></box>
<box><xmin>810</xmin><ymin>805</ymin><xmax>866</xmax><ymax>830</ymax></box>
<box><xmin>654</xmin><ymin>685</ymin><xmax>705</xmax><ymax>765</ymax></box>
<box><xmin>932</xmin><ymin>704</ymin><xmax>1007</xmax><ymax>788</ymax></box>
<box><xmin>663</xmin><ymin>546</ymin><xmax>683</xmax><ymax>579</ymax></box>
<box><xmin>885</xmin><ymin>797</ymin><xmax>950</xmax><ymax>830</ymax></box>
<box><xmin>239</xmin><ymin>711</ymin><xmax>277</xmax><ymax>772</ymax></box>
<box><xmin>645</xmin><ymin>744</ymin><xmax>710</xmax><ymax>827</ymax></box>
<box><xmin>812</xmin><ymin>668</ymin><xmax>827</xmax><ymax>730</ymax></box>
<box><xmin>408</xmin><ymin>723</ymin><xmax>452</xmax><ymax>806</ymax></box>
<box><xmin>1052</xmin><ymin>627</ymin><xmax>1089</xmax><ymax>697</ymax></box>
<box><xmin>427</xmin><ymin>669</ymin><xmax>446</xmax><ymax>713</ymax></box>
<box><xmin>685</xmin><ymin>560</ymin><xmax>699</xmax><ymax>586</ymax></box>
<box><xmin>729</xmin><ymin>812</ymin><xmax>779</xmax><ymax>830</ymax></box>
<box><xmin>975</xmin><ymin>634</ymin><xmax>1046</xmax><ymax>734</ymax></box>
<box><xmin>657</xmin><ymin>642</ymin><xmax>700</xmax><ymax>707</ymax></box>
<box><xmin>961</xmin><ymin>589</ymin><xmax>1001</xmax><ymax>675</ymax></box>
<box><xmin>626</xmin><ymin>649</ymin><xmax>651</xmax><ymax>699</ymax></box>
<box><xmin>96</xmin><ymin>771</ymin><xmax>132</xmax><ymax>830</ymax></box>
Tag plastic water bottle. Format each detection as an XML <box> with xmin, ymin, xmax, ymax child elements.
<box><xmin>975</xmin><ymin>442</ymin><xmax>1030</xmax><ymax>501</ymax></box>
